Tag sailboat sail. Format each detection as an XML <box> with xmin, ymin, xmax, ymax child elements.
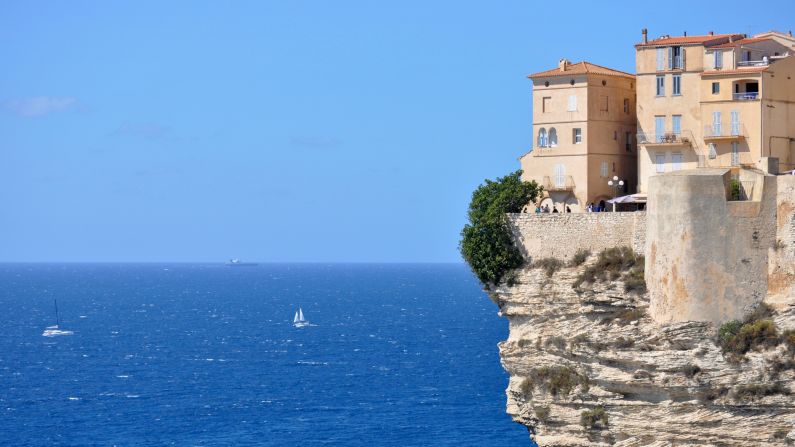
<box><xmin>294</xmin><ymin>311</ymin><xmax>300</xmax><ymax>323</ymax></box>
<box><xmin>298</xmin><ymin>308</ymin><xmax>305</xmax><ymax>322</ymax></box>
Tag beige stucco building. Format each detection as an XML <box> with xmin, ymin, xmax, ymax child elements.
<box><xmin>635</xmin><ymin>29</ymin><xmax>795</xmax><ymax>193</ymax></box>
<box><xmin>519</xmin><ymin>60</ymin><xmax>638</xmax><ymax>212</ymax></box>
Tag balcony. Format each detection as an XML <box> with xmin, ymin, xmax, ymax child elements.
<box><xmin>543</xmin><ymin>175</ymin><xmax>575</xmax><ymax>192</ymax></box>
<box><xmin>704</xmin><ymin>122</ymin><xmax>746</xmax><ymax>141</ymax></box>
<box><xmin>636</xmin><ymin>130</ymin><xmax>694</xmax><ymax>147</ymax></box>
<box><xmin>732</xmin><ymin>92</ymin><xmax>759</xmax><ymax>101</ymax></box>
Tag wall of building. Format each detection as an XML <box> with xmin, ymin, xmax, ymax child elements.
<box><xmin>645</xmin><ymin>169</ymin><xmax>777</xmax><ymax>324</ymax></box>
<box><xmin>768</xmin><ymin>175</ymin><xmax>795</xmax><ymax>297</ymax></box>
<box><xmin>507</xmin><ymin>212</ymin><xmax>646</xmax><ymax>262</ymax></box>
<box><xmin>761</xmin><ymin>57</ymin><xmax>795</xmax><ymax>171</ymax></box>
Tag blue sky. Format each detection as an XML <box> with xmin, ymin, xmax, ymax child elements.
<box><xmin>1</xmin><ymin>1</ymin><xmax>792</xmax><ymax>262</ymax></box>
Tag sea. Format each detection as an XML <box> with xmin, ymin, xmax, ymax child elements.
<box><xmin>0</xmin><ymin>263</ymin><xmax>529</xmax><ymax>446</ymax></box>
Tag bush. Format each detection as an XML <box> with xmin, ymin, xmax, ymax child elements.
<box><xmin>613</xmin><ymin>337</ymin><xmax>635</xmax><ymax>349</ymax></box>
<box><xmin>530</xmin><ymin>366</ymin><xmax>589</xmax><ymax>397</ymax></box>
<box><xmin>519</xmin><ymin>377</ymin><xmax>534</xmax><ymax>395</ymax></box>
<box><xmin>580</xmin><ymin>406</ymin><xmax>608</xmax><ymax>430</ymax></box>
<box><xmin>624</xmin><ymin>266</ymin><xmax>646</xmax><ymax>294</ymax></box>
<box><xmin>719</xmin><ymin>319</ymin><xmax>779</xmax><ymax>356</ymax></box>
<box><xmin>544</xmin><ymin>336</ymin><xmax>567</xmax><ymax>350</ymax></box>
<box><xmin>729</xmin><ymin>178</ymin><xmax>742</xmax><ymax>201</ymax></box>
<box><xmin>569</xmin><ymin>249</ymin><xmax>591</xmax><ymax>267</ymax></box>
<box><xmin>732</xmin><ymin>382</ymin><xmax>790</xmax><ymax>402</ymax></box>
<box><xmin>784</xmin><ymin>330</ymin><xmax>795</xmax><ymax>352</ymax></box>
<box><xmin>534</xmin><ymin>257</ymin><xmax>564</xmax><ymax>277</ymax></box>
<box><xmin>460</xmin><ymin>170</ymin><xmax>542</xmax><ymax>286</ymax></box>
<box><xmin>681</xmin><ymin>364</ymin><xmax>701</xmax><ymax>378</ymax></box>
<box><xmin>573</xmin><ymin>247</ymin><xmax>643</xmax><ymax>291</ymax></box>
<box><xmin>533</xmin><ymin>406</ymin><xmax>551</xmax><ymax>422</ymax></box>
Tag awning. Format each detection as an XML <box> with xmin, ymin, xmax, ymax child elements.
<box><xmin>607</xmin><ymin>194</ymin><xmax>647</xmax><ymax>204</ymax></box>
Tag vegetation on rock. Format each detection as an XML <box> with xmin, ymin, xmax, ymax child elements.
<box><xmin>460</xmin><ymin>170</ymin><xmax>542</xmax><ymax>286</ymax></box>
<box><xmin>529</xmin><ymin>366</ymin><xmax>589</xmax><ymax>397</ymax></box>
<box><xmin>718</xmin><ymin>319</ymin><xmax>779</xmax><ymax>357</ymax></box>
<box><xmin>732</xmin><ymin>382</ymin><xmax>791</xmax><ymax>402</ymax></box>
<box><xmin>569</xmin><ymin>249</ymin><xmax>591</xmax><ymax>267</ymax></box>
<box><xmin>533</xmin><ymin>257</ymin><xmax>564</xmax><ymax>277</ymax></box>
<box><xmin>572</xmin><ymin>246</ymin><xmax>645</xmax><ymax>293</ymax></box>
<box><xmin>580</xmin><ymin>406</ymin><xmax>608</xmax><ymax>430</ymax></box>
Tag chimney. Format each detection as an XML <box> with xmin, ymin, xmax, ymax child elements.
<box><xmin>708</xmin><ymin>31</ymin><xmax>714</xmax><ymax>36</ymax></box>
<box><xmin>642</xmin><ymin>28</ymin><xmax>648</xmax><ymax>44</ymax></box>
<box><xmin>559</xmin><ymin>58</ymin><xmax>569</xmax><ymax>72</ymax></box>
<box><xmin>729</xmin><ymin>35</ymin><xmax>734</xmax><ymax>43</ymax></box>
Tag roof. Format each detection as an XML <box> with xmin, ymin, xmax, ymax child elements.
<box><xmin>701</xmin><ymin>67</ymin><xmax>769</xmax><ymax>76</ymax></box>
<box><xmin>635</xmin><ymin>33</ymin><xmax>742</xmax><ymax>48</ymax></box>
<box><xmin>711</xmin><ymin>37</ymin><xmax>772</xmax><ymax>49</ymax></box>
<box><xmin>527</xmin><ymin>61</ymin><xmax>634</xmax><ymax>79</ymax></box>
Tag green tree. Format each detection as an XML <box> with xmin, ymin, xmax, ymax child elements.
<box><xmin>460</xmin><ymin>170</ymin><xmax>542</xmax><ymax>286</ymax></box>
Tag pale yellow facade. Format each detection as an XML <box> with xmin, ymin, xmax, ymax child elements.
<box><xmin>635</xmin><ymin>31</ymin><xmax>795</xmax><ymax>193</ymax></box>
<box><xmin>519</xmin><ymin>60</ymin><xmax>637</xmax><ymax>212</ymax></box>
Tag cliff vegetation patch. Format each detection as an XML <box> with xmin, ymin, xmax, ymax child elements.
<box><xmin>572</xmin><ymin>246</ymin><xmax>645</xmax><ymax>293</ymax></box>
<box><xmin>529</xmin><ymin>366</ymin><xmax>589</xmax><ymax>397</ymax></box>
<box><xmin>580</xmin><ymin>406</ymin><xmax>608</xmax><ymax>430</ymax></box>
<box><xmin>533</xmin><ymin>257</ymin><xmax>564</xmax><ymax>277</ymax></box>
<box><xmin>460</xmin><ymin>170</ymin><xmax>542</xmax><ymax>286</ymax></box>
<box><xmin>718</xmin><ymin>319</ymin><xmax>779</xmax><ymax>358</ymax></box>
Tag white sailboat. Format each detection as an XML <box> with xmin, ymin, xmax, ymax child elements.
<box><xmin>293</xmin><ymin>307</ymin><xmax>309</xmax><ymax>328</ymax></box>
<box><xmin>42</xmin><ymin>299</ymin><xmax>74</xmax><ymax>337</ymax></box>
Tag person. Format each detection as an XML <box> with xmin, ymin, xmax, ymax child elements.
<box><xmin>543</xmin><ymin>204</ymin><xmax>550</xmax><ymax>213</ymax></box>
<box><xmin>566</xmin><ymin>205</ymin><xmax>571</xmax><ymax>213</ymax></box>
<box><xmin>586</xmin><ymin>202</ymin><xmax>592</xmax><ymax>212</ymax></box>
<box><xmin>552</xmin><ymin>206</ymin><xmax>559</xmax><ymax>213</ymax></box>
<box><xmin>534</xmin><ymin>205</ymin><xmax>541</xmax><ymax>214</ymax></box>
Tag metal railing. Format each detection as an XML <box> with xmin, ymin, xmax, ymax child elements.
<box><xmin>636</xmin><ymin>130</ymin><xmax>694</xmax><ymax>146</ymax></box>
<box><xmin>704</xmin><ymin>122</ymin><xmax>746</xmax><ymax>138</ymax></box>
<box><xmin>542</xmin><ymin>175</ymin><xmax>575</xmax><ymax>191</ymax></box>
<box><xmin>732</xmin><ymin>92</ymin><xmax>759</xmax><ymax>100</ymax></box>
<box><xmin>737</xmin><ymin>59</ymin><xmax>770</xmax><ymax>67</ymax></box>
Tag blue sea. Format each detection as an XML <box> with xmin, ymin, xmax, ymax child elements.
<box><xmin>0</xmin><ymin>264</ymin><xmax>528</xmax><ymax>446</ymax></box>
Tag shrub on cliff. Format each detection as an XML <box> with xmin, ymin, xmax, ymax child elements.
<box><xmin>580</xmin><ymin>406</ymin><xmax>608</xmax><ymax>430</ymax></box>
<box><xmin>460</xmin><ymin>170</ymin><xmax>542</xmax><ymax>286</ymax></box>
<box><xmin>572</xmin><ymin>246</ymin><xmax>645</xmax><ymax>292</ymax></box>
<box><xmin>718</xmin><ymin>319</ymin><xmax>779</xmax><ymax>356</ymax></box>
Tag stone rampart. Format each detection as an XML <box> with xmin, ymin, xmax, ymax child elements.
<box><xmin>507</xmin><ymin>212</ymin><xmax>646</xmax><ymax>262</ymax></box>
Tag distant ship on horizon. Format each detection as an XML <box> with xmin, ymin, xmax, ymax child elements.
<box><xmin>225</xmin><ymin>258</ymin><xmax>258</xmax><ymax>266</ymax></box>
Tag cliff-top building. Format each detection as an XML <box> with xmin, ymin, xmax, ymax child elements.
<box><xmin>635</xmin><ymin>29</ymin><xmax>795</xmax><ymax>193</ymax></box>
<box><xmin>520</xmin><ymin>60</ymin><xmax>637</xmax><ymax>212</ymax></box>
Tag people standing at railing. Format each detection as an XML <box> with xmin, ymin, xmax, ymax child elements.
<box><xmin>566</xmin><ymin>205</ymin><xmax>571</xmax><ymax>213</ymax></box>
<box><xmin>552</xmin><ymin>206</ymin><xmax>559</xmax><ymax>213</ymax></box>
<box><xmin>586</xmin><ymin>202</ymin><xmax>594</xmax><ymax>212</ymax></box>
<box><xmin>534</xmin><ymin>205</ymin><xmax>541</xmax><ymax>214</ymax></box>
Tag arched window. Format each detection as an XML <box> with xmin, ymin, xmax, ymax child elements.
<box><xmin>537</xmin><ymin>128</ymin><xmax>548</xmax><ymax>148</ymax></box>
<box><xmin>548</xmin><ymin>128</ymin><xmax>558</xmax><ymax>147</ymax></box>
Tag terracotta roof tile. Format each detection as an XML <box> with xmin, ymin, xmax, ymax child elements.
<box><xmin>711</xmin><ymin>37</ymin><xmax>771</xmax><ymax>49</ymax></box>
<box><xmin>527</xmin><ymin>61</ymin><xmax>634</xmax><ymax>79</ymax></box>
<box><xmin>635</xmin><ymin>33</ymin><xmax>742</xmax><ymax>48</ymax></box>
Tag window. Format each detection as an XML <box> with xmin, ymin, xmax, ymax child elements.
<box><xmin>553</xmin><ymin>164</ymin><xmax>566</xmax><ymax>188</ymax></box>
<box><xmin>672</xmin><ymin>153</ymin><xmax>683</xmax><ymax>171</ymax></box>
<box><xmin>669</xmin><ymin>46</ymin><xmax>683</xmax><ymax>69</ymax></box>
<box><xmin>656</xmin><ymin>75</ymin><xmax>665</xmax><ymax>96</ymax></box>
<box><xmin>537</xmin><ymin>128</ymin><xmax>548</xmax><ymax>148</ymax></box>
<box><xmin>709</xmin><ymin>143</ymin><xmax>717</xmax><ymax>159</ymax></box>
<box><xmin>613</xmin><ymin>131</ymin><xmax>618</xmax><ymax>140</ymax></box>
<box><xmin>542</xmin><ymin>97</ymin><xmax>551</xmax><ymax>113</ymax></box>
<box><xmin>625</xmin><ymin>132</ymin><xmax>632</xmax><ymax>152</ymax></box>
<box><xmin>573</xmin><ymin>128</ymin><xmax>582</xmax><ymax>144</ymax></box>
<box><xmin>655</xmin><ymin>153</ymin><xmax>666</xmax><ymax>173</ymax></box>
<box><xmin>655</xmin><ymin>116</ymin><xmax>665</xmax><ymax>142</ymax></box>
<box><xmin>567</xmin><ymin>95</ymin><xmax>577</xmax><ymax>111</ymax></box>
<box><xmin>623</xmin><ymin>98</ymin><xmax>629</xmax><ymax>114</ymax></box>
<box><xmin>714</xmin><ymin>50</ymin><xmax>723</xmax><ymax>69</ymax></box>
<box><xmin>600</xmin><ymin>95</ymin><xmax>608</xmax><ymax>112</ymax></box>
<box><xmin>731</xmin><ymin>142</ymin><xmax>739</xmax><ymax>166</ymax></box>
<box><xmin>600</xmin><ymin>161</ymin><xmax>608</xmax><ymax>178</ymax></box>
<box><xmin>548</xmin><ymin>128</ymin><xmax>558</xmax><ymax>147</ymax></box>
<box><xmin>712</xmin><ymin>82</ymin><xmax>720</xmax><ymax>94</ymax></box>
<box><xmin>672</xmin><ymin>74</ymin><xmax>681</xmax><ymax>95</ymax></box>
<box><xmin>656</xmin><ymin>48</ymin><xmax>665</xmax><ymax>71</ymax></box>
<box><xmin>672</xmin><ymin>115</ymin><xmax>682</xmax><ymax>136</ymax></box>
<box><xmin>730</xmin><ymin>110</ymin><xmax>740</xmax><ymax>136</ymax></box>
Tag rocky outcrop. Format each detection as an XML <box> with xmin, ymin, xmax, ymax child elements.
<box><xmin>490</xmin><ymin>259</ymin><xmax>795</xmax><ymax>446</ymax></box>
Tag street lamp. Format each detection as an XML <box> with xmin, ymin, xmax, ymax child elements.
<box><xmin>607</xmin><ymin>175</ymin><xmax>625</xmax><ymax>212</ymax></box>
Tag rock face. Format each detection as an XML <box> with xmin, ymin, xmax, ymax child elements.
<box><xmin>490</xmin><ymin>259</ymin><xmax>795</xmax><ymax>446</ymax></box>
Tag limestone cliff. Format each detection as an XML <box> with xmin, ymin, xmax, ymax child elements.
<box><xmin>491</xmin><ymin>258</ymin><xmax>795</xmax><ymax>446</ymax></box>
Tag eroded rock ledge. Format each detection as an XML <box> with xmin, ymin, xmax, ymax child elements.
<box><xmin>490</xmin><ymin>259</ymin><xmax>795</xmax><ymax>446</ymax></box>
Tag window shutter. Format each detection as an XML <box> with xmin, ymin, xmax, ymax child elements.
<box><xmin>656</xmin><ymin>48</ymin><xmax>664</xmax><ymax>70</ymax></box>
<box><xmin>568</xmin><ymin>95</ymin><xmax>577</xmax><ymax>111</ymax></box>
<box><xmin>668</xmin><ymin>47</ymin><xmax>673</xmax><ymax>70</ymax></box>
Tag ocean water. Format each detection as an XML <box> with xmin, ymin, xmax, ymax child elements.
<box><xmin>0</xmin><ymin>264</ymin><xmax>528</xmax><ymax>446</ymax></box>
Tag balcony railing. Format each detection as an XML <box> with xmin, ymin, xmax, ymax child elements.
<box><xmin>542</xmin><ymin>175</ymin><xmax>575</xmax><ymax>192</ymax></box>
<box><xmin>704</xmin><ymin>122</ymin><xmax>746</xmax><ymax>139</ymax></box>
<box><xmin>737</xmin><ymin>59</ymin><xmax>770</xmax><ymax>68</ymax></box>
<box><xmin>732</xmin><ymin>92</ymin><xmax>759</xmax><ymax>101</ymax></box>
<box><xmin>636</xmin><ymin>130</ymin><xmax>694</xmax><ymax>146</ymax></box>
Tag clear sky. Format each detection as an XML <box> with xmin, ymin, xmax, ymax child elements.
<box><xmin>2</xmin><ymin>1</ymin><xmax>792</xmax><ymax>262</ymax></box>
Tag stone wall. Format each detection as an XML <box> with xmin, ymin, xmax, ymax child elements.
<box><xmin>507</xmin><ymin>212</ymin><xmax>646</xmax><ymax>262</ymax></box>
<box><xmin>645</xmin><ymin>169</ymin><xmax>777</xmax><ymax>324</ymax></box>
<box><xmin>769</xmin><ymin>175</ymin><xmax>795</xmax><ymax>298</ymax></box>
